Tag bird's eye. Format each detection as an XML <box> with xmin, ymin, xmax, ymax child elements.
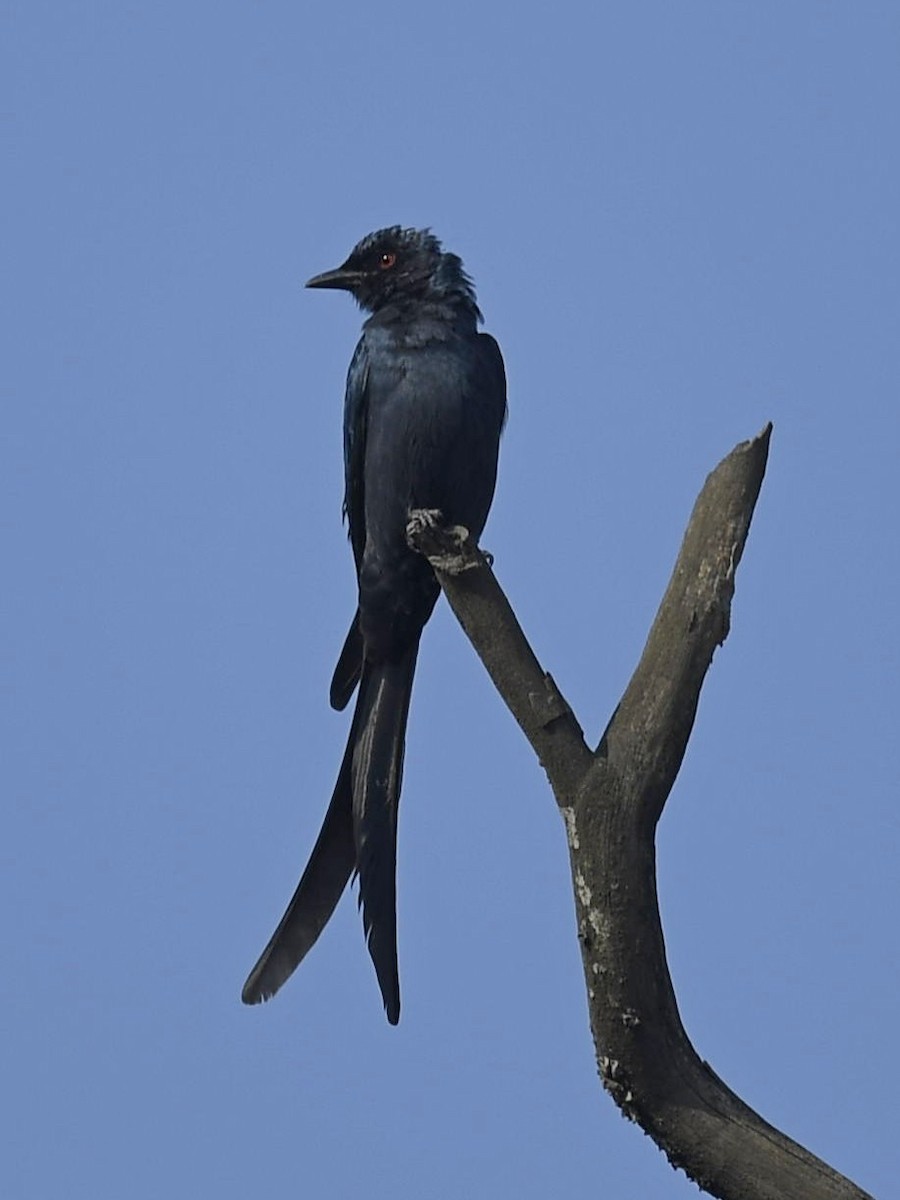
<box><xmin>379</xmin><ymin>252</ymin><xmax>397</xmax><ymax>270</ymax></box>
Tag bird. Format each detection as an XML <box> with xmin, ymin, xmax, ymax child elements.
<box><xmin>241</xmin><ymin>227</ymin><xmax>507</xmax><ymax>1024</ymax></box>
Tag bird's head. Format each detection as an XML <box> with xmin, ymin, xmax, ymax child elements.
<box><xmin>306</xmin><ymin>227</ymin><xmax>480</xmax><ymax>318</ymax></box>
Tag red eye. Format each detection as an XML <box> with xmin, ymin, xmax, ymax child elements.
<box><xmin>379</xmin><ymin>252</ymin><xmax>396</xmax><ymax>269</ymax></box>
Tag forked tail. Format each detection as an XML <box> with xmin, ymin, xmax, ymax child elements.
<box><xmin>242</xmin><ymin>643</ymin><xmax>418</xmax><ymax>1025</ymax></box>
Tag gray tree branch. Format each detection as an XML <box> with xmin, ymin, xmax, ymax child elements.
<box><xmin>408</xmin><ymin>425</ymin><xmax>874</xmax><ymax>1200</ymax></box>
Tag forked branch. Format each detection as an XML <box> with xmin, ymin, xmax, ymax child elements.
<box><xmin>408</xmin><ymin>425</ymin><xmax>874</xmax><ymax>1200</ymax></box>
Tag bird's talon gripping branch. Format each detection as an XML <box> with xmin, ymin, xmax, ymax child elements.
<box><xmin>405</xmin><ymin>507</ymin><xmax>444</xmax><ymax>540</ymax></box>
<box><xmin>407</xmin><ymin>510</ymin><xmax>484</xmax><ymax>575</ymax></box>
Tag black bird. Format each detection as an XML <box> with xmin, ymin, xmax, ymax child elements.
<box><xmin>242</xmin><ymin>227</ymin><xmax>507</xmax><ymax>1023</ymax></box>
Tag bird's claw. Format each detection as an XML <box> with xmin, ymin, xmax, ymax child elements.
<box><xmin>406</xmin><ymin>509</ymin><xmax>484</xmax><ymax>575</ymax></box>
<box><xmin>405</xmin><ymin>508</ymin><xmax>445</xmax><ymax>539</ymax></box>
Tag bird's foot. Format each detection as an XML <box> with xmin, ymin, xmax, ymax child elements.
<box><xmin>406</xmin><ymin>509</ymin><xmax>486</xmax><ymax>575</ymax></box>
<box><xmin>406</xmin><ymin>508</ymin><xmax>445</xmax><ymax>538</ymax></box>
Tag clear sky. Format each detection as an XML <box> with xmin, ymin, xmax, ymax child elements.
<box><xmin>4</xmin><ymin>3</ymin><xmax>898</xmax><ymax>1197</ymax></box>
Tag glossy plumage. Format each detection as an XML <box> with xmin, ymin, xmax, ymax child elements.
<box><xmin>242</xmin><ymin>228</ymin><xmax>506</xmax><ymax>1022</ymax></box>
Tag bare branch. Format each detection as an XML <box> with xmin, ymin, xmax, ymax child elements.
<box><xmin>406</xmin><ymin>514</ymin><xmax>592</xmax><ymax>797</ymax></box>
<box><xmin>410</xmin><ymin>425</ymin><xmax>875</xmax><ymax>1200</ymax></box>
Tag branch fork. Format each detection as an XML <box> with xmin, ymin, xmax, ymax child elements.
<box><xmin>410</xmin><ymin>425</ymin><xmax>874</xmax><ymax>1200</ymax></box>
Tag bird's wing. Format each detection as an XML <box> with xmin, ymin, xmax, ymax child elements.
<box><xmin>343</xmin><ymin>337</ymin><xmax>369</xmax><ymax>570</ymax></box>
<box><xmin>329</xmin><ymin>339</ymin><xmax>369</xmax><ymax>710</ymax></box>
<box><xmin>477</xmin><ymin>332</ymin><xmax>509</xmax><ymax>432</ymax></box>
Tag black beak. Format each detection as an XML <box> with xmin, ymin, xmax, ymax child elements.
<box><xmin>305</xmin><ymin>265</ymin><xmax>361</xmax><ymax>291</ymax></box>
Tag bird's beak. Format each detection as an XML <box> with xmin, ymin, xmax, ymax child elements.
<box><xmin>305</xmin><ymin>265</ymin><xmax>362</xmax><ymax>291</ymax></box>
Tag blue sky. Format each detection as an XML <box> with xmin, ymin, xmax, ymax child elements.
<box><xmin>4</xmin><ymin>3</ymin><xmax>898</xmax><ymax>1196</ymax></box>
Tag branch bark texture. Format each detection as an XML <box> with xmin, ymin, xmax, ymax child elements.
<box><xmin>408</xmin><ymin>425</ymin><xmax>874</xmax><ymax>1200</ymax></box>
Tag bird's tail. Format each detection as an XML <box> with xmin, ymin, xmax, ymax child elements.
<box><xmin>241</xmin><ymin>644</ymin><xmax>418</xmax><ymax>1024</ymax></box>
<box><xmin>350</xmin><ymin>644</ymin><xmax>418</xmax><ymax>1025</ymax></box>
<box><xmin>241</xmin><ymin>727</ymin><xmax>357</xmax><ymax>1005</ymax></box>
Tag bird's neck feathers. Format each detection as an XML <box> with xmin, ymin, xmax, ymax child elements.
<box><xmin>428</xmin><ymin>253</ymin><xmax>482</xmax><ymax>321</ymax></box>
<box><xmin>367</xmin><ymin>257</ymin><xmax>482</xmax><ymax>333</ymax></box>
